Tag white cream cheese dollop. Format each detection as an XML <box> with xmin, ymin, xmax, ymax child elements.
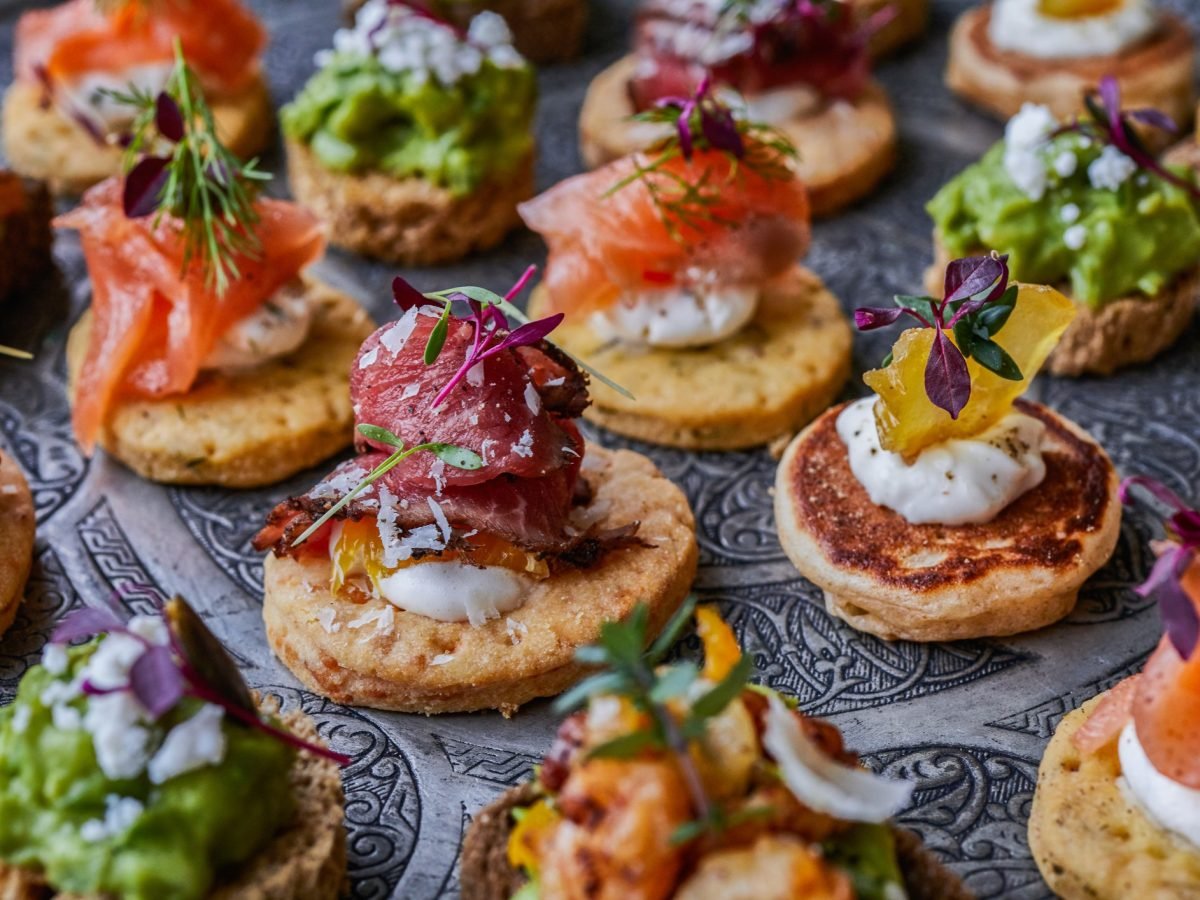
<box><xmin>1118</xmin><ymin>722</ymin><xmax>1200</xmax><ymax>848</ymax></box>
<box><xmin>988</xmin><ymin>0</ymin><xmax>1157</xmax><ymax>60</ymax></box>
<box><xmin>375</xmin><ymin>562</ymin><xmax>529</xmax><ymax>626</ymax></box>
<box><xmin>203</xmin><ymin>280</ymin><xmax>314</xmax><ymax>371</ymax></box>
<box><xmin>589</xmin><ymin>285</ymin><xmax>758</xmax><ymax>348</ymax></box>
<box><xmin>58</xmin><ymin>63</ymin><xmax>173</xmax><ymax>130</ymax></box>
<box><xmin>836</xmin><ymin>397</ymin><xmax>1047</xmax><ymax>526</ymax></box>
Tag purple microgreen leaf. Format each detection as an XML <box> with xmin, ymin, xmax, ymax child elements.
<box><xmin>943</xmin><ymin>255</ymin><xmax>1003</xmax><ymax>306</ymax></box>
<box><xmin>154</xmin><ymin>91</ymin><xmax>185</xmax><ymax>143</ymax></box>
<box><xmin>699</xmin><ymin>102</ymin><xmax>745</xmax><ymax>159</ymax></box>
<box><xmin>128</xmin><ymin>645</ymin><xmax>187</xmax><ymax>719</ymax></box>
<box><xmin>1098</xmin><ymin>75</ymin><xmax>1122</xmax><ymax>130</ymax></box>
<box><xmin>924</xmin><ymin>328</ymin><xmax>971</xmax><ymax>419</ymax></box>
<box><xmin>1128</xmin><ymin>107</ymin><xmax>1178</xmax><ymax>134</ymax></box>
<box><xmin>52</xmin><ymin>607</ymin><xmax>127</xmax><ymax>645</ymax></box>
<box><xmin>122</xmin><ymin>155</ymin><xmax>170</xmax><ymax>219</ymax></box>
<box><xmin>503</xmin><ymin>265</ymin><xmax>538</xmax><ymax>302</ymax></box>
<box><xmin>392</xmin><ymin>276</ymin><xmax>428</xmax><ymax>311</ymax></box>
<box><xmin>1119</xmin><ymin>476</ymin><xmax>1189</xmax><ymax>513</ymax></box>
<box><xmin>854</xmin><ymin>306</ymin><xmax>906</xmax><ymax>330</ymax></box>
<box><xmin>1143</xmin><ymin>548</ymin><xmax>1200</xmax><ymax>659</ymax></box>
<box><xmin>492</xmin><ymin>313</ymin><xmax>565</xmax><ymax>353</ymax></box>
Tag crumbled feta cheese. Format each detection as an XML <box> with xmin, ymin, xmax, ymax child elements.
<box><xmin>1060</xmin><ymin>202</ymin><xmax>1081</xmax><ymax>223</ymax></box>
<box><xmin>1003</xmin><ymin>103</ymin><xmax>1058</xmax><ymax>200</ymax></box>
<box><xmin>85</xmin><ymin>692</ymin><xmax>152</xmax><ymax>780</ymax></box>
<box><xmin>524</xmin><ymin>381</ymin><xmax>541</xmax><ymax>414</ymax></box>
<box><xmin>11</xmin><ymin>704</ymin><xmax>31</xmax><ymax>734</ymax></box>
<box><xmin>127</xmin><ymin>615</ymin><xmax>169</xmax><ymax>647</ymax></box>
<box><xmin>42</xmin><ymin>643</ymin><xmax>69</xmax><ymax>675</ymax></box>
<box><xmin>1052</xmin><ymin>150</ymin><xmax>1078</xmax><ymax>178</ymax></box>
<box><xmin>80</xmin><ymin>795</ymin><xmax>144</xmax><ymax>843</ymax></box>
<box><xmin>1089</xmin><ymin>145</ymin><xmax>1138</xmax><ymax>191</ymax></box>
<box><xmin>511</xmin><ymin>430</ymin><xmax>534</xmax><ymax>459</ymax></box>
<box><xmin>148</xmin><ymin>704</ymin><xmax>226</xmax><ymax>785</ymax></box>
<box><xmin>1064</xmin><ymin>224</ymin><xmax>1088</xmax><ymax>250</ymax></box>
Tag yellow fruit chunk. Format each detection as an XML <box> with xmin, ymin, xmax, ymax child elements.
<box><xmin>507</xmin><ymin>799</ymin><xmax>560</xmax><ymax>875</ymax></box>
<box><xmin>1038</xmin><ymin>0</ymin><xmax>1121</xmax><ymax>17</ymax></box>
<box><xmin>863</xmin><ymin>284</ymin><xmax>1076</xmax><ymax>460</ymax></box>
<box><xmin>695</xmin><ymin>605</ymin><xmax>741</xmax><ymax>682</ymax></box>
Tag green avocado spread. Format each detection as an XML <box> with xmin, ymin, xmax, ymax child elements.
<box><xmin>282</xmin><ymin>50</ymin><xmax>536</xmax><ymax>196</ymax></box>
<box><xmin>928</xmin><ymin>133</ymin><xmax>1200</xmax><ymax>308</ymax></box>
<box><xmin>0</xmin><ymin>643</ymin><xmax>296</xmax><ymax>900</ymax></box>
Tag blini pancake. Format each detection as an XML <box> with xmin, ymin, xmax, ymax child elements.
<box><xmin>0</xmin><ymin>453</ymin><xmax>34</xmax><ymax>639</ymax></box>
<box><xmin>262</xmin><ymin>446</ymin><xmax>698</xmax><ymax>716</ymax></box>
<box><xmin>774</xmin><ymin>400</ymin><xmax>1121</xmax><ymax>642</ymax></box>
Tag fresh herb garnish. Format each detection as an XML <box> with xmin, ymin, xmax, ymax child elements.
<box><xmin>289</xmin><ymin>424</ymin><xmax>484</xmax><ymax>548</ymax></box>
<box><xmin>855</xmin><ymin>252</ymin><xmax>1019</xmax><ymax>419</ymax></box>
<box><xmin>0</xmin><ymin>344</ymin><xmax>33</xmax><ymax>360</ymax></box>
<box><xmin>1058</xmin><ymin>75</ymin><xmax>1200</xmax><ymax>201</ymax></box>
<box><xmin>53</xmin><ymin>596</ymin><xmax>352</xmax><ymax>765</ymax></box>
<box><xmin>608</xmin><ymin>78</ymin><xmax>796</xmax><ymax>243</ymax></box>
<box><xmin>392</xmin><ymin>266</ymin><xmax>636</xmax><ymax>401</ymax></box>
<box><xmin>553</xmin><ymin>597</ymin><xmax>760</xmax><ymax>844</ymax></box>
<box><xmin>106</xmin><ymin>41</ymin><xmax>270</xmax><ymax>295</ymax></box>
<box><xmin>1120</xmin><ymin>476</ymin><xmax>1200</xmax><ymax>660</ymax></box>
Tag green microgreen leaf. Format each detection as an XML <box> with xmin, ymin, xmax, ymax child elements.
<box><xmin>688</xmin><ymin>653</ymin><xmax>753</xmax><ymax>720</ymax></box>
<box><xmin>356</xmin><ymin>424</ymin><xmax>405</xmax><ymax>450</ymax></box>
<box><xmin>669</xmin><ymin>818</ymin><xmax>710</xmax><ymax>847</ymax></box>
<box><xmin>893</xmin><ymin>294</ymin><xmax>937</xmax><ymax>322</ymax></box>
<box><xmin>428</xmin><ymin>443</ymin><xmax>484</xmax><ymax>470</ymax></box>
<box><xmin>587</xmin><ymin>730</ymin><xmax>659</xmax><ymax>760</ymax></box>
<box><xmin>879</xmin><ymin>350</ymin><xmax>893</xmax><ymax>368</ymax></box>
<box><xmin>976</xmin><ymin>285</ymin><xmax>1018</xmax><ymax>336</ymax></box>
<box><xmin>648</xmin><ymin>662</ymin><xmax>700</xmax><ymax>704</ymax></box>
<box><xmin>647</xmin><ymin>594</ymin><xmax>698</xmax><ymax>665</ymax></box>
<box><xmin>424</xmin><ymin>302</ymin><xmax>452</xmax><ymax>365</ymax></box>
<box><xmin>968</xmin><ymin>337</ymin><xmax>1023</xmax><ymax>381</ymax></box>
<box><xmin>552</xmin><ymin>671</ymin><xmax>626</xmax><ymax>714</ymax></box>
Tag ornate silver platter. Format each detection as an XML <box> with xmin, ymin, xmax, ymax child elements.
<box><xmin>1</xmin><ymin>0</ymin><xmax>1198</xmax><ymax>896</ymax></box>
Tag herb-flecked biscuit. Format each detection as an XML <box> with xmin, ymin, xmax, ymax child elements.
<box><xmin>578</xmin><ymin>56</ymin><xmax>896</xmax><ymax>217</ymax></box>
<box><xmin>0</xmin><ymin>704</ymin><xmax>347</xmax><ymax>900</ymax></box>
<box><xmin>775</xmin><ymin>400</ymin><xmax>1121</xmax><ymax>642</ymax></box>
<box><xmin>262</xmin><ymin>446</ymin><xmax>698</xmax><ymax>717</ymax></box>
<box><xmin>0</xmin><ymin>453</ymin><xmax>34</xmax><ymax>639</ymax></box>
<box><xmin>460</xmin><ymin>783</ymin><xmax>974</xmax><ymax>900</ymax></box>
<box><xmin>1</xmin><ymin>75</ymin><xmax>273</xmax><ymax>198</ymax></box>
<box><xmin>65</xmin><ymin>278</ymin><xmax>374</xmax><ymax>488</ymax></box>
<box><xmin>1028</xmin><ymin>691</ymin><xmax>1200</xmax><ymax>899</ymax></box>
<box><xmin>527</xmin><ymin>266</ymin><xmax>852</xmax><ymax>451</ymax></box>
<box><xmin>946</xmin><ymin>6</ymin><xmax>1195</xmax><ymax>128</ymax></box>
<box><xmin>927</xmin><ymin>235</ymin><xmax>1199</xmax><ymax>377</ymax></box>
<box><xmin>285</xmin><ymin>139</ymin><xmax>534</xmax><ymax>266</ymax></box>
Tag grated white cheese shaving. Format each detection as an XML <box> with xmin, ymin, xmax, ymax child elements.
<box><xmin>427</xmin><ymin>497</ymin><xmax>453</xmax><ymax>542</ymax></box>
<box><xmin>511</xmin><ymin>430</ymin><xmax>534</xmax><ymax>459</ymax></box>
<box><xmin>524</xmin><ymin>381</ymin><xmax>541</xmax><ymax>414</ymax></box>
<box><xmin>346</xmin><ymin>605</ymin><xmax>396</xmax><ymax>641</ymax></box>
<box><xmin>545</xmin><ymin>376</ymin><xmax>565</xmax><ymax>386</ymax></box>
<box><xmin>316</xmin><ymin>607</ymin><xmax>341</xmax><ymax>634</ymax></box>
<box><xmin>358</xmin><ymin>346</ymin><xmax>379</xmax><ymax>369</ymax></box>
<box><xmin>402</xmin><ymin>382</ymin><xmax>420</xmax><ymax>400</ymax></box>
<box><xmin>480</xmin><ymin>438</ymin><xmax>497</xmax><ymax>465</ymax></box>
<box><xmin>430</xmin><ymin>653</ymin><xmax>455</xmax><ymax>666</ymax></box>
<box><xmin>505</xmin><ymin>617</ymin><xmax>529</xmax><ymax>645</ymax></box>
<box><xmin>379</xmin><ymin>307</ymin><xmax>420</xmax><ymax>355</ymax></box>
<box><xmin>311</xmin><ymin>466</ymin><xmax>366</xmax><ymax>501</ymax></box>
<box><xmin>466</xmin><ymin>362</ymin><xmax>485</xmax><ymax>387</ymax></box>
<box><xmin>430</xmin><ymin>458</ymin><xmax>446</xmax><ymax>495</ymax></box>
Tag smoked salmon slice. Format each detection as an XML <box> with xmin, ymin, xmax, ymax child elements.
<box><xmin>16</xmin><ymin>0</ymin><xmax>265</xmax><ymax>94</ymax></box>
<box><xmin>55</xmin><ymin>178</ymin><xmax>325</xmax><ymax>454</ymax></box>
<box><xmin>518</xmin><ymin>144</ymin><xmax>810</xmax><ymax>314</ymax></box>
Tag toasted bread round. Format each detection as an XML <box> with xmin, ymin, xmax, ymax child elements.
<box><xmin>578</xmin><ymin>56</ymin><xmax>896</xmax><ymax>217</ymax></box>
<box><xmin>460</xmin><ymin>782</ymin><xmax>973</xmax><ymax>900</ymax></box>
<box><xmin>926</xmin><ymin>235</ymin><xmax>1199</xmax><ymax>377</ymax></box>
<box><xmin>1028</xmin><ymin>690</ymin><xmax>1200</xmax><ymax>899</ymax></box>
<box><xmin>262</xmin><ymin>446</ymin><xmax>698</xmax><ymax>717</ymax></box>
<box><xmin>0</xmin><ymin>704</ymin><xmax>346</xmax><ymax>900</ymax></box>
<box><xmin>526</xmin><ymin>267</ymin><xmax>852</xmax><ymax>451</ymax></box>
<box><xmin>945</xmin><ymin>6</ymin><xmax>1196</xmax><ymax>128</ymax></box>
<box><xmin>1</xmin><ymin>74</ymin><xmax>273</xmax><ymax>198</ymax></box>
<box><xmin>0</xmin><ymin>453</ymin><xmax>35</xmax><ymax>639</ymax></box>
<box><xmin>342</xmin><ymin>0</ymin><xmax>586</xmax><ymax>63</ymax></box>
<box><xmin>854</xmin><ymin>0</ymin><xmax>929</xmax><ymax>57</ymax></box>
<box><xmin>65</xmin><ymin>278</ymin><xmax>374</xmax><ymax>488</ymax></box>
<box><xmin>774</xmin><ymin>400</ymin><xmax>1121</xmax><ymax>642</ymax></box>
<box><xmin>285</xmin><ymin>138</ymin><xmax>534</xmax><ymax>266</ymax></box>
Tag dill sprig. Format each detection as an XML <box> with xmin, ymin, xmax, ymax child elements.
<box><xmin>106</xmin><ymin>40</ymin><xmax>270</xmax><ymax>296</ymax></box>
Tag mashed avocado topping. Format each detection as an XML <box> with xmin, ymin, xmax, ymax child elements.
<box><xmin>0</xmin><ymin>632</ymin><xmax>295</xmax><ymax>900</ymax></box>
<box><xmin>282</xmin><ymin>0</ymin><xmax>535</xmax><ymax>196</ymax></box>
<box><xmin>928</xmin><ymin>104</ymin><xmax>1200</xmax><ymax>308</ymax></box>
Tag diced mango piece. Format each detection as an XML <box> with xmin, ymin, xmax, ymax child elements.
<box><xmin>1038</xmin><ymin>0</ymin><xmax>1121</xmax><ymax>17</ymax></box>
<box><xmin>863</xmin><ymin>284</ymin><xmax>1076</xmax><ymax>460</ymax></box>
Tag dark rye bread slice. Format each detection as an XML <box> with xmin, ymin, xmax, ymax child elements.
<box><xmin>946</xmin><ymin>6</ymin><xmax>1195</xmax><ymax>132</ymax></box>
<box><xmin>774</xmin><ymin>400</ymin><xmax>1121</xmax><ymax>642</ymax></box>
<box><xmin>0</xmin><ymin>704</ymin><xmax>347</xmax><ymax>900</ymax></box>
<box><xmin>0</xmin><ymin>173</ymin><xmax>51</xmax><ymax>305</ymax></box>
<box><xmin>460</xmin><ymin>783</ymin><xmax>974</xmax><ymax>900</ymax></box>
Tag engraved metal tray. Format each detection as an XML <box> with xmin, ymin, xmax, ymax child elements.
<box><xmin>2</xmin><ymin>0</ymin><xmax>1198</xmax><ymax>896</ymax></box>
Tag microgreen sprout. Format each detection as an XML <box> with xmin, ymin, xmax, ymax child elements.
<box><xmin>553</xmin><ymin>597</ymin><xmax>763</xmax><ymax>844</ymax></box>
<box><xmin>0</xmin><ymin>344</ymin><xmax>33</xmax><ymax>360</ymax></box>
<box><xmin>392</xmin><ymin>266</ymin><xmax>636</xmax><ymax>400</ymax></box>
<box><xmin>289</xmin><ymin>424</ymin><xmax>484</xmax><ymax>548</ymax></box>
<box><xmin>855</xmin><ymin>252</ymin><xmax>1020</xmax><ymax>419</ymax></box>
<box><xmin>609</xmin><ymin>79</ymin><xmax>796</xmax><ymax>243</ymax></box>
<box><xmin>53</xmin><ymin>596</ymin><xmax>352</xmax><ymax>766</ymax></box>
<box><xmin>105</xmin><ymin>41</ymin><xmax>271</xmax><ymax>295</ymax></box>
<box><xmin>1057</xmin><ymin>76</ymin><xmax>1200</xmax><ymax>201</ymax></box>
<box><xmin>1120</xmin><ymin>477</ymin><xmax>1200</xmax><ymax>660</ymax></box>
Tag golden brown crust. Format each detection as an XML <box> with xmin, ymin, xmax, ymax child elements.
<box><xmin>1</xmin><ymin>75</ymin><xmax>273</xmax><ymax>198</ymax></box>
<box><xmin>1028</xmin><ymin>691</ymin><xmax>1200</xmax><ymax>899</ymax></box>
<box><xmin>578</xmin><ymin>56</ymin><xmax>896</xmax><ymax>217</ymax></box>
<box><xmin>927</xmin><ymin>235</ymin><xmax>1199</xmax><ymax>377</ymax></box>
<box><xmin>65</xmin><ymin>277</ymin><xmax>374</xmax><ymax>488</ymax></box>
<box><xmin>285</xmin><ymin>138</ymin><xmax>534</xmax><ymax>266</ymax></box>
<box><xmin>0</xmin><ymin>706</ymin><xmax>346</xmax><ymax>900</ymax></box>
<box><xmin>0</xmin><ymin>454</ymin><xmax>34</xmax><ymax>641</ymax></box>
<box><xmin>527</xmin><ymin>267</ymin><xmax>853</xmax><ymax>451</ymax></box>
<box><xmin>461</xmin><ymin>783</ymin><xmax>973</xmax><ymax>900</ymax></box>
<box><xmin>853</xmin><ymin>0</ymin><xmax>929</xmax><ymax>57</ymax></box>
<box><xmin>774</xmin><ymin>400</ymin><xmax>1121</xmax><ymax>642</ymax></box>
<box><xmin>262</xmin><ymin>446</ymin><xmax>698</xmax><ymax>716</ymax></box>
<box><xmin>946</xmin><ymin>6</ymin><xmax>1196</xmax><ymax>129</ymax></box>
